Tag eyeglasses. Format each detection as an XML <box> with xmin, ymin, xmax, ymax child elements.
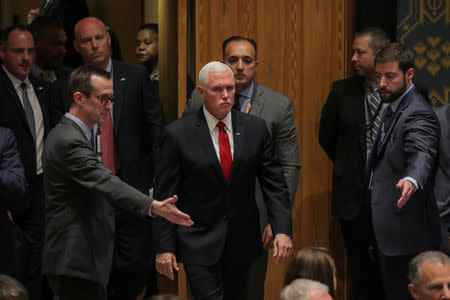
<box><xmin>83</xmin><ymin>92</ymin><xmax>116</xmax><ymax>105</ymax></box>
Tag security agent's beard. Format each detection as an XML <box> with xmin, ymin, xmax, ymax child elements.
<box><xmin>379</xmin><ymin>77</ymin><xmax>408</xmax><ymax>103</ymax></box>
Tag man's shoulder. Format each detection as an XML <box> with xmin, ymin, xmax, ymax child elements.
<box><xmin>112</xmin><ymin>60</ymin><xmax>147</xmax><ymax>76</ymax></box>
<box><xmin>331</xmin><ymin>76</ymin><xmax>364</xmax><ymax>90</ymax></box>
<box><xmin>254</xmin><ymin>82</ymin><xmax>291</xmax><ymax>105</ymax></box>
<box><xmin>434</xmin><ymin>103</ymin><xmax>450</xmax><ymax>121</ymax></box>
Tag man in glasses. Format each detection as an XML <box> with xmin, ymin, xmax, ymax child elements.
<box><xmin>42</xmin><ymin>65</ymin><xmax>193</xmax><ymax>300</ymax></box>
<box><xmin>52</xmin><ymin>17</ymin><xmax>166</xmax><ymax>299</ymax></box>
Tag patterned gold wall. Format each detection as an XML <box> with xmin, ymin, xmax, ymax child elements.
<box><xmin>397</xmin><ymin>0</ymin><xmax>450</xmax><ymax>107</ymax></box>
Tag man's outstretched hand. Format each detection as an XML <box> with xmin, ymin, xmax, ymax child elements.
<box><xmin>151</xmin><ymin>195</ymin><xmax>194</xmax><ymax>226</ymax></box>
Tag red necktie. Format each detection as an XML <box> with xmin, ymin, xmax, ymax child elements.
<box><xmin>101</xmin><ymin>112</ymin><xmax>118</xmax><ymax>175</ymax></box>
<box><xmin>217</xmin><ymin>121</ymin><xmax>232</xmax><ymax>181</ymax></box>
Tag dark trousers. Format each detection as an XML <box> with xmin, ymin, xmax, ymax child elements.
<box><xmin>48</xmin><ymin>275</ymin><xmax>106</xmax><ymax>300</ymax></box>
<box><xmin>377</xmin><ymin>252</ymin><xmax>415</xmax><ymax>300</ymax></box>
<box><xmin>14</xmin><ymin>175</ymin><xmax>45</xmax><ymax>300</ymax></box>
<box><xmin>107</xmin><ymin>269</ymin><xmax>147</xmax><ymax>300</ymax></box>
<box><xmin>339</xmin><ymin>199</ymin><xmax>384</xmax><ymax>300</ymax></box>
<box><xmin>184</xmin><ymin>249</ymin><xmax>266</xmax><ymax>300</ymax></box>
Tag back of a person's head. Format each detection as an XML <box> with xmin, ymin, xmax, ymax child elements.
<box><xmin>280</xmin><ymin>279</ymin><xmax>330</xmax><ymax>300</ymax></box>
<box><xmin>284</xmin><ymin>247</ymin><xmax>336</xmax><ymax>298</ymax></box>
<box><xmin>0</xmin><ymin>275</ymin><xmax>28</xmax><ymax>300</ymax></box>
<box><xmin>148</xmin><ymin>295</ymin><xmax>185</xmax><ymax>300</ymax></box>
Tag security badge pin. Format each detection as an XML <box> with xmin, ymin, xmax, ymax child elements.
<box><xmin>120</xmin><ymin>77</ymin><xmax>126</xmax><ymax>81</ymax></box>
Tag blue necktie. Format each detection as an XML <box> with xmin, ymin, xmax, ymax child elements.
<box><xmin>20</xmin><ymin>82</ymin><xmax>36</xmax><ymax>142</ymax></box>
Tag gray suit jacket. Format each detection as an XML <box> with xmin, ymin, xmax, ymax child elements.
<box><xmin>371</xmin><ymin>89</ymin><xmax>441</xmax><ymax>256</ymax></box>
<box><xmin>42</xmin><ymin>116</ymin><xmax>152</xmax><ymax>285</ymax></box>
<box><xmin>434</xmin><ymin>104</ymin><xmax>450</xmax><ymax>221</ymax></box>
<box><xmin>184</xmin><ymin>82</ymin><xmax>300</xmax><ymax>231</ymax></box>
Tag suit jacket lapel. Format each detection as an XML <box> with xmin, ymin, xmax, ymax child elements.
<box><xmin>0</xmin><ymin>68</ymin><xmax>35</xmax><ymax>139</ymax></box>
<box><xmin>111</xmin><ymin>60</ymin><xmax>126</xmax><ymax>132</ymax></box>
<box><xmin>228</xmin><ymin>110</ymin><xmax>243</xmax><ymax>182</ymax></box>
<box><xmin>378</xmin><ymin>91</ymin><xmax>414</xmax><ymax>154</ymax></box>
<box><xmin>194</xmin><ymin>109</ymin><xmax>224</xmax><ymax>180</ymax></box>
<box><xmin>249</xmin><ymin>82</ymin><xmax>264</xmax><ymax>117</ymax></box>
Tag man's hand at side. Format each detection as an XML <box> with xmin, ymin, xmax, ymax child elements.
<box><xmin>156</xmin><ymin>252</ymin><xmax>178</xmax><ymax>280</ymax></box>
<box><xmin>273</xmin><ymin>233</ymin><xmax>293</xmax><ymax>264</ymax></box>
<box><xmin>151</xmin><ymin>195</ymin><xmax>194</xmax><ymax>226</ymax></box>
<box><xmin>262</xmin><ymin>224</ymin><xmax>274</xmax><ymax>250</ymax></box>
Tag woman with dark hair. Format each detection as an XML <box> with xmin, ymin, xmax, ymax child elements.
<box><xmin>284</xmin><ymin>247</ymin><xmax>337</xmax><ymax>298</ymax></box>
<box><xmin>136</xmin><ymin>23</ymin><xmax>159</xmax><ymax>80</ymax></box>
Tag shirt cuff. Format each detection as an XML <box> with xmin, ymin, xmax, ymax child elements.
<box><xmin>403</xmin><ymin>176</ymin><xmax>418</xmax><ymax>191</ymax></box>
<box><xmin>146</xmin><ymin>188</ymin><xmax>155</xmax><ymax>217</ymax></box>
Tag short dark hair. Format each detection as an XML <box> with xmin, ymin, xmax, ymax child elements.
<box><xmin>375</xmin><ymin>42</ymin><xmax>415</xmax><ymax>73</ymax></box>
<box><xmin>0</xmin><ymin>274</ymin><xmax>28</xmax><ymax>300</ymax></box>
<box><xmin>29</xmin><ymin>16</ymin><xmax>63</xmax><ymax>41</ymax></box>
<box><xmin>68</xmin><ymin>65</ymin><xmax>111</xmax><ymax>97</ymax></box>
<box><xmin>0</xmin><ymin>25</ymin><xmax>31</xmax><ymax>47</ymax></box>
<box><xmin>139</xmin><ymin>23</ymin><xmax>158</xmax><ymax>35</ymax></box>
<box><xmin>222</xmin><ymin>36</ymin><xmax>257</xmax><ymax>58</ymax></box>
<box><xmin>355</xmin><ymin>27</ymin><xmax>390</xmax><ymax>53</ymax></box>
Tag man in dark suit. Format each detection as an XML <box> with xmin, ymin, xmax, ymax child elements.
<box><xmin>60</xmin><ymin>17</ymin><xmax>165</xmax><ymax>300</ymax></box>
<box><xmin>154</xmin><ymin>61</ymin><xmax>293</xmax><ymax>300</ymax></box>
<box><xmin>433</xmin><ymin>104</ymin><xmax>450</xmax><ymax>254</ymax></box>
<box><xmin>29</xmin><ymin>16</ymin><xmax>72</xmax><ymax>83</ymax></box>
<box><xmin>42</xmin><ymin>65</ymin><xmax>192</xmax><ymax>300</ymax></box>
<box><xmin>319</xmin><ymin>27</ymin><xmax>390</xmax><ymax>300</ymax></box>
<box><xmin>184</xmin><ymin>36</ymin><xmax>300</xmax><ymax>298</ymax></box>
<box><xmin>371</xmin><ymin>43</ymin><xmax>441</xmax><ymax>300</ymax></box>
<box><xmin>0</xmin><ymin>127</ymin><xmax>27</xmax><ymax>278</ymax></box>
<box><xmin>0</xmin><ymin>25</ymin><xmax>55</xmax><ymax>300</ymax></box>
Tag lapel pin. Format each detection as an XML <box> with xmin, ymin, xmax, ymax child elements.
<box><xmin>120</xmin><ymin>77</ymin><xmax>126</xmax><ymax>81</ymax></box>
<box><xmin>38</xmin><ymin>86</ymin><xmax>44</xmax><ymax>90</ymax></box>
<box><xmin>236</xmin><ymin>132</ymin><xmax>240</xmax><ymax>136</ymax></box>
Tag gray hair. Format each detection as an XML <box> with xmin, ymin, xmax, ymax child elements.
<box><xmin>409</xmin><ymin>251</ymin><xmax>450</xmax><ymax>285</ymax></box>
<box><xmin>280</xmin><ymin>278</ymin><xmax>329</xmax><ymax>300</ymax></box>
<box><xmin>198</xmin><ymin>61</ymin><xmax>234</xmax><ymax>87</ymax></box>
<box><xmin>0</xmin><ymin>275</ymin><xmax>28</xmax><ymax>300</ymax></box>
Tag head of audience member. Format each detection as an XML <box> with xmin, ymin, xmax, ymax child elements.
<box><xmin>221</xmin><ymin>36</ymin><xmax>258</xmax><ymax>94</ymax></box>
<box><xmin>352</xmin><ymin>27</ymin><xmax>390</xmax><ymax>80</ymax></box>
<box><xmin>136</xmin><ymin>23</ymin><xmax>158</xmax><ymax>77</ymax></box>
<box><xmin>408</xmin><ymin>251</ymin><xmax>450</xmax><ymax>300</ymax></box>
<box><xmin>147</xmin><ymin>295</ymin><xmax>185</xmax><ymax>300</ymax></box>
<box><xmin>284</xmin><ymin>247</ymin><xmax>337</xmax><ymax>298</ymax></box>
<box><xmin>281</xmin><ymin>279</ymin><xmax>332</xmax><ymax>300</ymax></box>
<box><xmin>0</xmin><ymin>274</ymin><xmax>29</xmax><ymax>300</ymax></box>
<box><xmin>374</xmin><ymin>42</ymin><xmax>415</xmax><ymax>103</ymax></box>
<box><xmin>68</xmin><ymin>64</ymin><xmax>114</xmax><ymax>129</ymax></box>
<box><xmin>198</xmin><ymin>61</ymin><xmax>235</xmax><ymax>120</ymax></box>
<box><xmin>29</xmin><ymin>16</ymin><xmax>67</xmax><ymax>70</ymax></box>
<box><xmin>73</xmin><ymin>17</ymin><xmax>111</xmax><ymax>69</ymax></box>
<box><xmin>0</xmin><ymin>25</ymin><xmax>35</xmax><ymax>81</ymax></box>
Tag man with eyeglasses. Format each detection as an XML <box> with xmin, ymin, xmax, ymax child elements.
<box><xmin>42</xmin><ymin>65</ymin><xmax>193</xmax><ymax>300</ymax></box>
<box><xmin>52</xmin><ymin>17</ymin><xmax>166</xmax><ymax>299</ymax></box>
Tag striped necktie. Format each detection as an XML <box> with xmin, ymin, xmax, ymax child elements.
<box><xmin>367</xmin><ymin>82</ymin><xmax>382</xmax><ymax>159</ymax></box>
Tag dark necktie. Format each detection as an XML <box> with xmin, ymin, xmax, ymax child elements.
<box><xmin>89</xmin><ymin>131</ymin><xmax>95</xmax><ymax>150</ymax></box>
<box><xmin>20</xmin><ymin>82</ymin><xmax>36</xmax><ymax>142</ymax></box>
<box><xmin>367</xmin><ymin>82</ymin><xmax>382</xmax><ymax>156</ymax></box>
<box><xmin>233</xmin><ymin>94</ymin><xmax>241</xmax><ymax>111</ymax></box>
<box><xmin>217</xmin><ymin>121</ymin><xmax>232</xmax><ymax>181</ymax></box>
<box><xmin>377</xmin><ymin>106</ymin><xmax>393</xmax><ymax>153</ymax></box>
<box><xmin>100</xmin><ymin>112</ymin><xmax>118</xmax><ymax>175</ymax></box>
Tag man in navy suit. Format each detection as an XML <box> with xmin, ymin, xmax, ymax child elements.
<box><xmin>55</xmin><ymin>17</ymin><xmax>166</xmax><ymax>299</ymax></box>
<box><xmin>0</xmin><ymin>127</ymin><xmax>26</xmax><ymax>279</ymax></box>
<box><xmin>154</xmin><ymin>61</ymin><xmax>293</xmax><ymax>300</ymax></box>
<box><xmin>371</xmin><ymin>43</ymin><xmax>441</xmax><ymax>300</ymax></box>
<box><xmin>0</xmin><ymin>25</ymin><xmax>55</xmax><ymax>300</ymax></box>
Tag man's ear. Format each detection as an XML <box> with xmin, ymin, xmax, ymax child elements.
<box><xmin>408</xmin><ymin>283</ymin><xmax>419</xmax><ymax>300</ymax></box>
<box><xmin>73</xmin><ymin>91</ymin><xmax>84</xmax><ymax>105</ymax></box>
<box><xmin>406</xmin><ymin>67</ymin><xmax>414</xmax><ymax>81</ymax></box>
<box><xmin>197</xmin><ymin>85</ymin><xmax>205</xmax><ymax>99</ymax></box>
<box><xmin>0</xmin><ymin>45</ymin><xmax>6</xmax><ymax>60</ymax></box>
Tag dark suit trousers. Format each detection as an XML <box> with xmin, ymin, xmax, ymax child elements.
<box><xmin>14</xmin><ymin>174</ymin><xmax>45</xmax><ymax>300</ymax></box>
<box><xmin>339</xmin><ymin>197</ymin><xmax>384</xmax><ymax>300</ymax></box>
<box><xmin>184</xmin><ymin>243</ymin><xmax>266</xmax><ymax>300</ymax></box>
<box><xmin>377</xmin><ymin>252</ymin><xmax>415</xmax><ymax>300</ymax></box>
<box><xmin>48</xmin><ymin>275</ymin><xmax>106</xmax><ymax>300</ymax></box>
